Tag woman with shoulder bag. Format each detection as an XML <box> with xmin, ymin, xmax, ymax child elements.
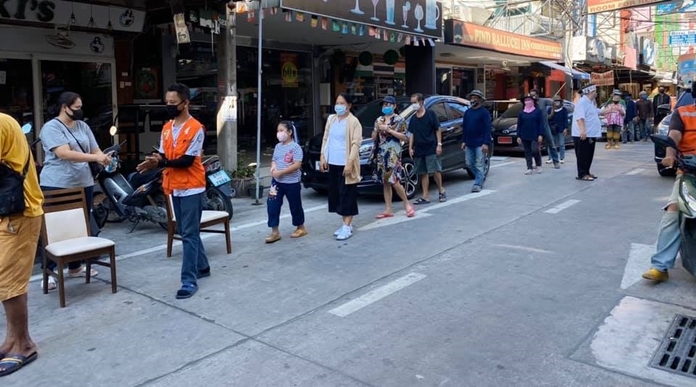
<box><xmin>37</xmin><ymin>91</ymin><xmax>112</xmax><ymax>289</ymax></box>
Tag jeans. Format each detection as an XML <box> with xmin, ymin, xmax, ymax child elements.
<box><xmin>651</xmin><ymin>211</ymin><xmax>681</xmax><ymax>271</ymax></box>
<box><xmin>554</xmin><ymin>132</ymin><xmax>566</xmax><ymax>160</ymax></box>
<box><xmin>172</xmin><ymin>192</ymin><xmax>209</xmax><ymax>286</ymax></box>
<box><xmin>622</xmin><ymin>121</ymin><xmax>636</xmax><ymax>142</ymax></box>
<box><xmin>465</xmin><ymin>146</ymin><xmax>485</xmax><ymax>187</ymax></box>
<box><xmin>521</xmin><ymin>140</ymin><xmax>541</xmax><ymax>169</ymax></box>
<box><xmin>543</xmin><ymin>124</ymin><xmax>560</xmax><ymax>163</ymax></box>
<box><xmin>637</xmin><ymin>119</ymin><xmax>652</xmax><ymax>140</ymax></box>
<box><xmin>267</xmin><ymin>180</ymin><xmax>305</xmax><ymax>228</ymax></box>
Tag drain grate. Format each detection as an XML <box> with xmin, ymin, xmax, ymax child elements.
<box><xmin>649</xmin><ymin>314</ymin><xmax>696</xmax><ymax>378</ymax></box>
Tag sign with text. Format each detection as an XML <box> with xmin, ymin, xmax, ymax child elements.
<box><xmin>281</xmin><ymin>53</ymin><xmax>298</xmax><ymax>88</ymax></box>
<box><xmin>0</xmin><ymin>0</ymin><xmax>145</xmax><ymax>32</ymax></box>
<box><xmin>279</xmin><ymin>0</ymin><xmax>442</xmax><ymax>40</ymax></box>
<box><xmin>586</xmin><ymin>0</ymin><xmax>670</xmax><ymax>14</ymax></box>
<box><xmin>444</xmin><ymin>20</ymin><xmax>562</xmax><ymax>60</ymax></box>
<box><xmin>591</xmin><ymin>71</ymin><xmax>614</xmax><ymax>86</ymax></box>
<box><xmin>669</xmin><ymin>31</ymin><xmax>696</xmax><ymax>47</ymax></box>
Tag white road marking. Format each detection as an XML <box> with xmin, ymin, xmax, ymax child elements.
<box><xmin>626</xmin><ymin>168</ymin><xmax>645</xmax><ymax>176</ymax></box>
<box><xmin>490</xmin><ymin>156</ymin><xmax>509</xmax><ymax>161</ymax></box>
<box><xmin>328</xmin><ymin>272</ymin><xmax>427</xmax><ymax>317</ymax></box>
<box><xmin>490</xmin><ymin>161</ymin><xmax>516</xmax><ymax>169</ymax></box>
<box><xmin>492</xmin><ymin>244</ymin><xmax>552</xmax><ymax>254</ymax></box>
<box><xmin>544</xmin><ymin>199</ymin><xmax>581</xmax><ymax>214</ymax></box>
<box><xmin>359</xmin><ymin>212</ymin><xmax>433</xmax><ymax>231</ymax></box>
<box><xmin>29</xmin><ymin>204</ymin><xmax>327</xmax><ymax>283</ymax></box>
<box><xmin>621</xmin><ymin>243</ymin><xmax>654</xmax><ymax>290</ymax></box>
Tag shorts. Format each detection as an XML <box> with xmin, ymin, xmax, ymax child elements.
<box><xmin>414</xmin><ymin>154</ymin><xmax>442</xmax><ymax>175</ymax></box>
<box><xmin>0</xmin><ymin>215</ymin><xmax>42</xmax><ymax>301</ymax></box>
<box><xmin>606</xmin><ymin>124</ymin><xmax>622</xmax><ymax>134</ymax></box>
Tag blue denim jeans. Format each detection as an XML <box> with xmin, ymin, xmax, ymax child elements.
<box><xmin>637</xmin><ymin>119</ymin><xmax>652</xmax><ymax>140</ymax></box>
<box><xmin>267</xmin><ymin>180</ymin><xmax>305</xmax><ymax>228</ymax></box>
<box><xmin>622</xmin><ymin>121</ymin><xmax>636</xmax><ymax>143</ymax></box>
<box><xmin>465</xmin><ymin>146</ymin><xmax>485</xmax><ymax>187</ymax></box>
<box><xmin>554</xmin><ymin>132</ymin><xmax>566</xmax><ymax>161</ymax></box>
<box><xmin>651</xmin><ymin>211</ymin><xmax>680</xmax><ymax>271</ymax></box>
<box><xmin>172</xmin><ymin>192</ymin><xmax>209</xmax><ymax>286</ymax></box>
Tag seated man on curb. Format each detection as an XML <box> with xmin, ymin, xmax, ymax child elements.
<box><xmin>137</xmin><ymin>83</ymin><xmax>210</xmax><ymax>299</ymax></box>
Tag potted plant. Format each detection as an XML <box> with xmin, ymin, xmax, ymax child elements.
<box><xmin>231</xmin><ymin>156</ymin><xmax>256</xmax><ymax>198</ymax></box>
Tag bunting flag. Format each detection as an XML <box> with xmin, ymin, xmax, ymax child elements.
<box><xmin>350</xmin><ymin>23</ymin><xmax>357</xmax><ymax>35</ymax></box>
<box><xmin>332</xmin><ymin>19</ymin><xmax>340</xmax><ymax>32</ymax></box>
<box><xmin>284</xmin><ymin>10</ymin><xmax>291</xmax><ymax>22</ymax></box>
<box><xmin>342</xmin><ymin>22</ymin><xmax>348</xmax><ymax>34</ymax></box>
<box><xmin>247</xmin><ymin>10</ymin><xmax>255</xmax><ymax>22</ymax></box>
<box><xmin>269</xmin><ymin>7</ymin><xmax>278</xmax><ymax>15</ymax></box>
<box><xmin>321</xmin><ymin>17</ymin><xmax>328</xmax><ymax>30</ymax></box>
<box><xmin>405</xmin><ymin>35</ymin><xmax>411</xmax><ymax>45</ymax></box>
<box><xmin>397</xmin><ymin>33</ymin><xmax>403</xmax><ymax>43</ymax></box>
<box><xmin>295</xmin><ymin>12</ymin><xmax>304</xmax><ymax>22</ymax></box>
<box><xmin>311</xmin><ymin>15</ymin><xmax>318</xmax><ymax>28</ymax></box>
<box><xmin>368</xmin><ymin>26</ymin><xmax>375</xmax><ymax>37</ymax></box>
<box><xmin>383</xmin><ymin>30</ymin><xmax>389</xmax><ymax>41</ymax></box>
<box><xmin>358</xmin><ymin>24</ymin><xmax>365</xmax><ymax>36</ymax></box>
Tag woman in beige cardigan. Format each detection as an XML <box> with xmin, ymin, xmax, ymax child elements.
<box><xmin>319</xmin><ymin>93</ymin><xmax>363</xmax><ymax>241</ymax></box>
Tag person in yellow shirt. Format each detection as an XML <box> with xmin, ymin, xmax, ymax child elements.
<box><xmin>0</xmin><ymin>112</ymin><xmax>43</xmax><ymax>377</ymax></box>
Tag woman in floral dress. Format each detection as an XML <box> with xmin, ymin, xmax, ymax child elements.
<box><xmin>372</xmin><ymin>96</ymin><xmax>415</xmax><ymax>219</ymax></box>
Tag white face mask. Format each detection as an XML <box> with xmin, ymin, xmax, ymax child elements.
<box><xmin>277</xmin><ymin>132</ymin><xmax>289</xmax><ymax>142</ymax></box>
<box><xmin>411</xmin><ymin>103</ymin><xmax>420</xmax><ymax>110</ymax></box>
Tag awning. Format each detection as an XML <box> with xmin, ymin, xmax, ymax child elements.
<box><xmin>540</xmin><ymin>61</ymin><xmax>590</xmax><ymax>80</ymax></box>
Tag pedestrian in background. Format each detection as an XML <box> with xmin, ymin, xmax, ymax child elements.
<box><xmin>622</xmin><ymin>92</ymin><xmax>638</xmax><ymax>143</ymax></box>
<box><xmin>653</xmin><ymin>86</ymin><xmax>671</xmax><ymax>126</ymax></box>
<box><xmin>0</xmin><ymin>113</ymin><xmax>43</xmax><ymax>377</ymax></box>
<box><xmin>265</xmin><ymin>121</ymin><xmax>307</xmax><ymax>243</ymax></box>
<box><xmin>460</xmin><ymin>89</ymin><xmax>491</xmax><ymax>192</ymax></box>
<box><xmin>547</xmin><ymin>95</ymin><xmax>568</xmax><ymax>165</ymax></box>
<box><xmin>603</xmin><ymin>94</ymin><xmax>625</xmax><ymax>149</ymax></box>
<box><xmin>319</xmin><ymin>93</ymin><xmax>361</xmax><ymax>241</ymax></box>
<box><xmin>573</xmin><ymin>84</ymin><xmax>602</xmax><ymax>181</ymax></box>
<box><xmin>529</xmin><ymin>89</ymin><xmax>560</xmax><ymax>169</ymax></box>
<box><xmin>372</xmin><ymin>96</ymin><xmax>414</xmax><ymax>219</ymax></box>
<box><xmin>636</xmin><ymin>91</ymin><xmax>653</xmax><ymax>142</ymax></box>
<box><xmin>409</xmin><ymin>93</ymin><xmax>447</xmax><ymax>204</ymax></box>
<box><xmin>516</xmin><ymin>94</ymin><xmax>544</xmax><ymax>175</ymax></box>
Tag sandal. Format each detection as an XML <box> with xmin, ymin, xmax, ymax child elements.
<box><xmin>414</xmin><ymin>198</ymin><xmax>430</xmax><ymax>205</ymax></box>
<box><xmin>175</xmin><ymin>283</ymin><xmax>198</xmax><ymax>299</ymax></box>
<box><xmin>375</xmin><ymin>212</ymin><xmax>394</xmax><ymax>219</ymax></box>
<box><xmin>575</xmin><ymin>175</ymin><xmax>595</xmax><ymax>181</ymax></box>
<box><xmin>590</xmin><ymin>174</ymin><xmax>598</xmax><ymax>179</ymax></box>
<box><xmin>0</xmin><ymin>352</ymin><xmax>38</xmax><ymax>377</ymax></box>
<box><xmin>406</xmin><ymin>206</ymin><xmax>415</xmax><ymax>218</ymax></box>
<box><xmin>439</xmin><ymin>191</ymin><xmax>447</xmax><ymax>202</ymax></box>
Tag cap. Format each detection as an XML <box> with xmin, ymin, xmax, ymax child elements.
<box><xmin>467</xmin><ymin>89</ymin><xmax>485</xmax><ymax>100</ymax></box>
<box><xmin>582</xmin><ymin>84</ymin><xmax>597</xmax><ymax>94</ymax></box>
<box><xmin>522</xmin><ymin>93</ymin><xmax>535</xmax><ymax>101</ymax></box>
<box><xmin>382</xmin><ymin>95</ymin><xmax>397</xmax><ymax>104</ymax></box>
<box><xmin>552</xmin><ymin>95</ymin><xmax>562</xmax><ymax>101</ymax></box>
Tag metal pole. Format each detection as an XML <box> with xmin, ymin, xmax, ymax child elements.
<box><xmin>217</xmin><ymin>5</ymin><xmax>238</xmax><ymax>178</ymax></box>
<box><xmin>253</xmin><ymin>9</ymin><xmax>263</xmax><ymax>205</ymax></box>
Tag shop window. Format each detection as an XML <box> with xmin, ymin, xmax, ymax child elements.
<box><xmin>430</xmin><ymin>102</ymin><xmax>448</xmax><ymax>123</ymax></box>
<box><xmin>0</xmin><ymin>58</ymin><xmax>34</xmax><ymax>133</ymax></box>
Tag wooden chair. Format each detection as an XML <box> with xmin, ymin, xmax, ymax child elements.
<box><xmin>41</xmin><ymin>188</ymin><xmax>117</xmax><ymax>308</ymax></box>
<box><xmin>165</xmin><ymin>194</ymin><xmax>232</xmax><ymax>258</ymax></box>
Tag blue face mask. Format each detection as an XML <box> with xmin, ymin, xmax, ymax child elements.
<box><xmin>335</xmin><ymin>104</ymin><xmax>347</xmax><ymax>115</ymax></box>
<box><xmin>382</xmin><ymin>106</ymin><xmax>394</xmax><ymax>115</ymax></box>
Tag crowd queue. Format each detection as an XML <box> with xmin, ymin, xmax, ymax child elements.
<box><xmin>0</xmin><ymin>81</ymin><xmax>656</xmax><ymax>377</ymax></box>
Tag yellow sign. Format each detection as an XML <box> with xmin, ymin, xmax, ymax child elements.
<box><xmin>281</xmin><ymin>53</ymin><xmax>298</xmax><ymax>88</ymax></box>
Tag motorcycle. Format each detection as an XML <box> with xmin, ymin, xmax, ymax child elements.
<box><xmin>652</xmin><ymin>133</ymin><xmax>696</xmax><ymax>277</ymax></box>
<box><xmin>94</xmin><ymin>127</ymin><xmax>168</xmax><ymax>232</ymax></box>
<box><xmin>202</xmin><ymin>155</ymin><xmax>235</xmax><ymax>219</ymax></box>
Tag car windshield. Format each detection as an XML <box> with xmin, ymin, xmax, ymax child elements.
<box><xmin>500</xmin><ymin>103</ymin><xmax>523</xmax><ymax>119</ymax></box>
<box><xmin>355</xmin><ymin>100</ymin><xmax>412</xmax><ymax>137</ymax></box>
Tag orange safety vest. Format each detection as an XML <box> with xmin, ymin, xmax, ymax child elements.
<box><xmin>161</xmin><ymin>118</ymin><xmax>206</xmax><ymax>195</ymax></box>
<box><xmin>677</xmin><ymin>105</ymin><xmax>696</xmax><ymax>156</ymax></box>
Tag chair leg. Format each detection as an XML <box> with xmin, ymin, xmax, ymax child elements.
<box><xmin>42</xmin><ymin>252</ymin><xmax>48</xmax><ymax>295</ymax></box>
<box><xmin>57</xmin><ymin>261</ymin><xmax>66</xmax><ymax>308</ymax></box>
<box><xmin>167</xmin><ymin>231</ymin><xmax>173</xmax><ymax>258</ymax></box>
<box><xmin>85</xmin><ymin>259</ymin><xmax>91</xmax><ymax>284</ymax></box>
<box><xmin>110</xmin><ymin>248</ymin><xmax>117</xmax><ymax>294</ymax></box>
<box><xmin>224</xmin><ymin>221</ymin><xmax>232</xmax><ymax>254</ymax></box>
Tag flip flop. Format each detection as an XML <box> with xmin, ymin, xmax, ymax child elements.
<box><xmin>575</xmin><ymin>175</ymin><xmax>595</xmax><ymax>181</ymax></box>
<box><xmin>0</xmin><ymin>352</ymin><xmax>38</xmax><ymax>377</ymax></box>
<box><xmin>414</xmin><ymin>198</ymin><xmax>430</xmax><ymax>205</ymax></box>
<box><xmin>375</xmin><ymin>212</ymin><xmax>394</xmax><ymax>219</ymax></box>
<box><xmin>590</xmin><ymin>174</ymin><xmax>598</xmax><ymax>179</ymax></box>
<box><xmin>406</xmin><ymin>206</ymin><xmax>415</xmax><ymax>218</ymax></box>
<box><xmin>176</xmin><ymin>283</ymin><xmax>198</xmax><ymax>299</ymax></box>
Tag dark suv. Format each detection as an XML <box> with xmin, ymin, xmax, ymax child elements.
<box><xmin>301</xmin><ymin>95</ymin><xmax>493</xmax><ymax>199</ymax></box>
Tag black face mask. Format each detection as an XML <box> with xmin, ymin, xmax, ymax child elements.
<box><xmin>613</xmin><ymin>101</ymin><xmax>619</xmax><ymax>104</ymax></box>
<box><xmin>659</xmin><ymin>90</ymin><xmax>665</xmax><ymax>94</ymax></box>
<box><xmin>66</xmin><ymin>107</ymin><xmax>84</xmax><ymax>121</ymax></box>
<box><xmin>166</xmin><ymin>103</ymin><xmax>183</xmax><ymax>119</ymax></box>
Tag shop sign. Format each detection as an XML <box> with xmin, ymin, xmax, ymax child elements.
<box><xmin>281</xmin><ymin>53</ymin><xmax>298</xmax><ymax>88</ymax></box>
<box><xmin>0</xmin><ymin>25</ymin><xmax>114</xmax><ymax>56</ymax></box>
<box><xmin>0</xmin><ymin>0</ymin><xmax>145</xmax><ymax>32</ymax></box>
<box><xmin>279</xmin><ymin>0</ymin><xmax>442</xmax><ymax>40</ymax></box>
<box><xmin>590</xmin><ymin>71</ymin><xmax>614</xmax><ymax>86</ymax></box>
<box><xmin>444</xmin><ymin>20</ymin><xmax>562</xmax><ymax>61</ymax></box>
<box><xmin>586</xmin><ymin>0</ymin><xmax>670</xmax><ymax>14</ymax></box>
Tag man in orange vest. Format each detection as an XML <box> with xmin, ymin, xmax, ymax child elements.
<box><xmin>137</xmin><ymin>83</ymin><xmax>209</xmax><ymax>299</ymax></box>
<box><xmin>642</xmin><ymin>84</ymin><xmax>696</xmax><ymax>282</ymax></box>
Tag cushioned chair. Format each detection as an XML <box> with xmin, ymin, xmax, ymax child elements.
<box><xmin>165</xmin><ymin>194</ymin><xmax>231</xmax><ymax>258</ymax></box>
<box><xmin>41</xmin><ymin>188</ymin><xmax>117</xmax><ymax>308</ymax></box>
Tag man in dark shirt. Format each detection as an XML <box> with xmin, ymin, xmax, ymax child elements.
<box><xmin>653</xmin><ymin>86</ymin><xmax>671</xmax><ymax>127</ymax></box>
<box><xmin>636</xmin><ymin>91</ymin><xmax>653</xmax><ymax>142</ymax></box>
<box><xmin>530</xmin><ymin>89</ymin><xmax>560</xmax><ymax>169</ymax></box>
<box><xmin>408</xmin><ymin>93</ymin><xmax>446</xmax><ymax>204</ymax></box>
<box><xmin>623</xmin><ymin>93</ymin><xmax>638</xmax><ymax>143</ymax></box>
<box><xmin>460</xmin><ymin>90</ymin><xmax>491</xmax><ymax>192</ymax></box>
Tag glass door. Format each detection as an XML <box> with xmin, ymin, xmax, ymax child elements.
<box><xmin>0</xmin><ymin>58</ymin><xmax>35</xmax><ymax>136</ymax></box>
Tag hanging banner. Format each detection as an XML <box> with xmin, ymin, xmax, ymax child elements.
<box><xmin>281</xmin><ymin>53</ymin><xmax>298</xmax><ymax>88</ymax></box>
<box><xmin>586</xmin><ymin>0</ymin><xmax>670</xmax><ymax>14</ymax></box>
<box><xmin>279</xmin><ymin>0</ymin><xmax>442</xmax><ymax>40</ymax></box>
<box><xmin>591</xmin><ymin>71</ymin><xmax>614</xmax><ymax>86</ymax></box>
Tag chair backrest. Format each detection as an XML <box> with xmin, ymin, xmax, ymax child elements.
<box><xmin>41</xmin><ymin>188</ymin><xmax>90</xmax><ymax>245</ymax></box>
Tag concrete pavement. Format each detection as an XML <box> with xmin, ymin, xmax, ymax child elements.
<box><xmin>3</xmin><ymin>141</ymin><xmax>696</xmax><ymax>386</ymax></box>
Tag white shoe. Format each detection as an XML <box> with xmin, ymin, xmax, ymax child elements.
<box><xmin>336</xmin><ymin>225</ymin><xmax>353</xmax><ymax>241</ymax></box>
<box><xmin>536</xmin><ymin>166</ymin><xmax>543</xmax><ymax>174</ymax></box>
<box><xmin>334</xmin><ymin>224</ymin><xmax>352</xmax><ymax>236</ymax></box>
<box><xmin>525</xmin><ymin>169</ymin><xmax>533</xmax><ymax>175</ymax></box>
<box><xmin>40</xmin><ymin>276</ymin><xmax>57</xmax><ymax>291</ymax></box>
<box><xmin>560</xmin><ymin>159</ymin><xmax>565</xmax><ymax>164</ymax></box>
<box><xmin>545</xmin><ymin>158</ymin><xmax>552</xmax><ymax>164</ymax></box>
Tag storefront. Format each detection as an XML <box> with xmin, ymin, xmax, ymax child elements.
<box><xmin>0</xmin><ymin>0</ymin><xmax>144</xmax><ymax>145</ymax></box>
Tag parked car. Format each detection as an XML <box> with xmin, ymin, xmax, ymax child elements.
<box><xmin>491</xmin><ymin>98</ymin><xmax>575</xmax><ymax>154</ymax></box>
<box><xmin>301</xmin><ymin>95</ymin><xmax>491</xmax><ymax>199</ymax></box>
<box><xmin>653</xmin><ymin>90</ymin><xmax>693</xmax><ymax>177</ymax></box>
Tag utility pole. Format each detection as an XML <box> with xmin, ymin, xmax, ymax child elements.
<box><xmin>216</xmin><ymin>2</ymin><xmax>238</xmax><ymax>173</ymax></box>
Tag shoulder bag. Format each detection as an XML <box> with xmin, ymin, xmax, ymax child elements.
<box><xmin>0</xmin><ymin>151</ymin><xmax>30</xmax><ymax>216</ymax></box>
<box><xmin>56</xmin><ymin>119</ymin><xmax>102</xmax><ymax>178</ymax></box>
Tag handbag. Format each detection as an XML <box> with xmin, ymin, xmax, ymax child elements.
<box><xmin>0</xmin><ymin>152</ymin><xmax>30</xmax><ymax>216</ymax></box>
<box><xmin>56</xmin><ymin>119</ymin><xmax>102</xmax><ymax>178</ymax></box>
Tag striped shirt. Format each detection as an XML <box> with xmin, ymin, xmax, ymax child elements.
<box><xmin>272</xmin><ymin>141</ymin><xmax>303</xmax><ymax>184</ymax></box>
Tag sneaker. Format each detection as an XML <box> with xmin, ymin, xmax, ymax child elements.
<box><xmin>525</xmin><ymin>169</ymin><xmax>533</xmax><ymax>175</ymax></box>
<box><xmin>553</xmin><ymin>162</ymin><xmax>560</xmax><ymax>169</ymax></box>
<box><xmin>535</xmin><ymin>166</ymin><xmax>543</xmax><ymax>174</ymax></box>
<box><xmin>336</xmin><ymin>225</ymin><xmax>353</xmax><ymax>241</ymax></box>
<box><xmin>471</xmin><ymin>185</ymin><xmax>482</xmax><ymax>193</ymax></box>
<box><xmin>545</xmin><ymin>158</ymin><xmax>552</xmax><ymax>164</ymax></box>
<box><xmin>334</xmin><ymin>224</ymin><xmax>352</xmax><ymax>236</ymax></box>
<box><xmin>560</xmin><ymin>159</ymin><xmax>565</xmax><ymax>164</ymax></box>
<box><xmin>642</xmin><ymin>268</ymin><xmax>669</xmax><ymax>282</ymax></box>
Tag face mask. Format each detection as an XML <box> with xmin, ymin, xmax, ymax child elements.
<box><xmin>382</xmin><ymin>106</ymin><xmax>394</xmax><ymax>115</ymax></box>
<box><xmin>642</xmin><ymin>95</ymin><xmax>647</xmax><ymax>100</ymax></box>
<box><xmin>524</xmin><ymin>100</ymin><xmax>534</xmax><ymax>108</ymax></box>
<box><xmin>613</xmin><ymin>100</ymin><xmax>619</xmax><ymax>104</ymax></box>
<box><xmin>659</xmin><ymin>90</ymin><xmax>665</xmax><ymax>94</ymax></box>
<box><xmin>277</xmin><ymin>132</ymin><xmax>289</xmax><ymax>142</ymax></box>
<box><xmin>66</xmin><ymin>107</ymin><xmax>84</xmax><ymax>121</ymax></box>
<box><xmin>334</xmin><ymin>104</ymin><xmax>347</xmax><ymax>115</ymax></box>
<box><xmin>166</xmin><ymin>104</ymin><xmax>182</xmax><ymax>119</ymax></box>
<box><xmin>554</xmin><ymin>101</ymin><xmax>561</xmax><ymax>106</ymax></box>
<box><xmin>411</xmin><ymin>103</ymin><xmax>420</xmax><ymax>110</ymax></box>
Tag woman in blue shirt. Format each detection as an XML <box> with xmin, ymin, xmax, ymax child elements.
<box><xmin>515</xmin><ymin>94</ymin><xmax>545</xmax><ymax>174</ymax></box>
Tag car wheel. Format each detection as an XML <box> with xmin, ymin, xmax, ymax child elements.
<box><xmin>401</xmin><ymin>159</ymin><xmax>419</xmax><ymax>200</ymax></box>
<box><xmin>658</xmin><ymin>164</ymin><xmax>677</xmax><ymax>177</ymax></box>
